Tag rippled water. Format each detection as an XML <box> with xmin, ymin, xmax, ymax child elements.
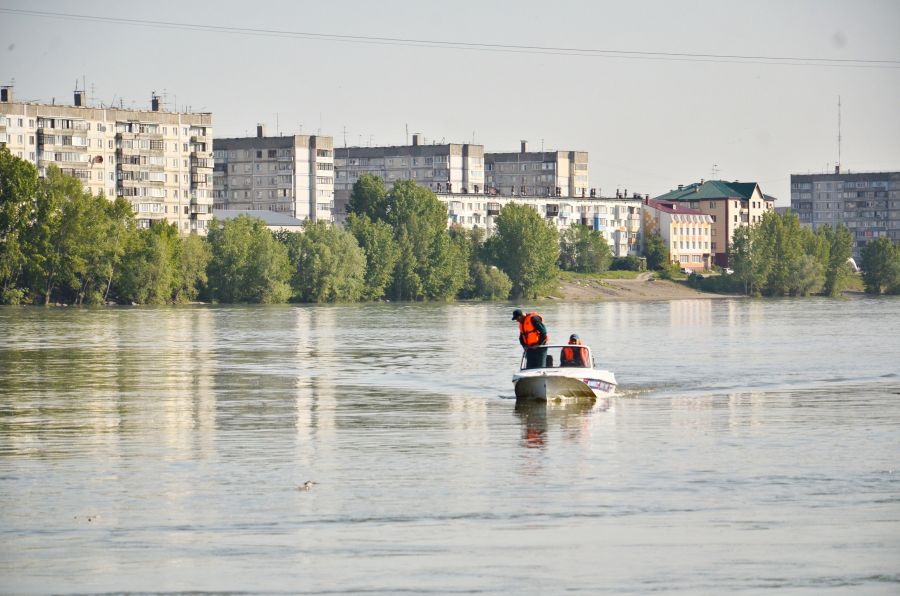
<box><xmin>1</xmin><ymin>298</ymin><xmax>899</xmax><ymax>594</ymax></box>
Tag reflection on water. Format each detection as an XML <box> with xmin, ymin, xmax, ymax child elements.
<box><xmin>1</xmin><ymin>299</ymin><xmax>899</xmax><ymax>594</ymax></box>
<box><xmin>514</xmin><ymin>397</ymin><xmax>611</xmax><ymax>449</ymax></box>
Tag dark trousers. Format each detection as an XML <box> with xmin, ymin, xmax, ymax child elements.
<box><xmin>524</xmin><ymin>346</ymin><xmax>548</xmax><ymax>369</ymax></box>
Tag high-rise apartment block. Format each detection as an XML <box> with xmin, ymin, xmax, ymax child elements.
<box><xmin>484</xmin><ymin>141</ymin><xmax>589</xmax><ymax>198</ymax></box>
<box><xmin>653</xmin><ymin>180</ymin><xmax>773</xmax><ymax>266</ymax></box>
<box><xmin>333</xmin><ymin>134</ymin><xmax>484</xmax><ymax>223</ymax></box>
<box><xmin>790</xmin><ymin>169</ymin><xmax>900</xmax><ymax>257</ymax></box>
<box><xmin>213</xmin><ymin>126</ymin><xmax>334</xmax><ymax>222</ymax></box>
<box><xmin>0</xmin><ymin>86</ymin><xmax>214</xmax><ymax>233</ymax></box>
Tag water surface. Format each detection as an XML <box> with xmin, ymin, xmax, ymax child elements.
<box><xmin>1</xmin><ymin>298</ymin><xmax>898</xmax><ymax>593</ymax></box>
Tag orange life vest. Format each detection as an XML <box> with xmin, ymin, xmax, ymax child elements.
<box><xmin>519</xmin><ymin>312</ymin><xmax>546</xmax><ymax>347</ymax></box>
<box><xmin>562</xmin><ymin>345</ymin><xmax>588</xmax><ymax>366</ymax></box>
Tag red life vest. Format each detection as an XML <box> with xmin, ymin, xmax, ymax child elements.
<box><xmin>562</xmin><ymin>345</ymin><xmax>588</xmax><ymax>366</ymax></box>
<box><xmin>519</xmin><ymin>312</ymin><xmax>546</xmax><ymax>347</ymax></box>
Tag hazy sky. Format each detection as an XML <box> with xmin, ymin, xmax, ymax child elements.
<box><xmin>2</xmin><ymin>0</ymin><xmax>899</xmax><ymax>204</ymax></box>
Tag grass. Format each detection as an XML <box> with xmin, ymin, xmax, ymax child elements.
<box><xmin>844</xmin><ymin>272</ymin><xmax>865</xmax><ymax>292</ymax></box>
<box><xmin>559</xmin><ymin>270</ymin><xmax>643</xmax><ymax>281</ymax></box>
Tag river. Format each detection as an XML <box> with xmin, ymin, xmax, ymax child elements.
<box><xmin>1</xmin><ymin>298</ymin><xmax>898</xmax><ymax>594</ymax></box>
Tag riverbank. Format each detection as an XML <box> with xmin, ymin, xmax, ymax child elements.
<box><xmin>552</xmin><ymin>272</ymin><xmax>738</xmax><ymax>301</ymax></box>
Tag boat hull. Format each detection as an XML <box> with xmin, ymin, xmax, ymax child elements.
<box><xmin>513</xmin><ymin>371</ymin><xmax>616</xmax><ymax>400</ymax></box>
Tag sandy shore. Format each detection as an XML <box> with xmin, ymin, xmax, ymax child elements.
<box><xmin>551</xmin><ymin>273</ymin><xmax>739</xmax><ymax>301</ymax></box>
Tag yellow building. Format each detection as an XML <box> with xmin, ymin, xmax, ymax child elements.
<box><xmin>644</xmin><ymin>198</ymin><xmax>714</xmax><ymax>271</ymax></box>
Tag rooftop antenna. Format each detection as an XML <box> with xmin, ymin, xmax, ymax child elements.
<box><xmin>318</xmin><ymin>112</ymin><xmax>322</xmax><ymax>136</ymax></box>
<box><xmin>472</xmin><ymin>130</ymin><xmax>475</xmax><ymax>144</ymax></box>
<box><xmin>276</xmin><ymin>113</ymin><xmax>279</xmax><ymax>136</ymax></box>
<box><xmin>343</xmin><ymin>125</ymin><xmax>347</xmax><ymax>147</ymax></box>
<box><xmin>541</xmin><ymin>138</ymin><xmax>544</xmax><ymax>152</ymax></box>
<box><xmin>837</xmin><ymin>95</ymin><xmax>842</xmax><ymax>173</ymax></box>
<box><xmin>405</xmin><ymin>123</ymin><xmax>409</xmax><ymax>145</ymax></box>
<box><xmin>711</xmin><ymin>164</ymin><xmax>719</xmax><ymax>178</ymax></box>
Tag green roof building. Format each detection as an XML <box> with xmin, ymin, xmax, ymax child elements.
<box><xmin>653</xmin><ymin>179</ymin><xmax>774</xmax><ymax>266</ymax></box>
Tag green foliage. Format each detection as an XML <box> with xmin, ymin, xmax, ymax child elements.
<box><xmin>485</xmin><ymin>203</ymin><xmax>559</xmax><ymax>299</ymax></box>
<box><xmin>347</xmin><ymin>173</ymin><xmax>388</xmax><ymax>221</ymax></box>
<box><xmin>609</xmin><ymin>255</ymin><xmax>646</xmax><ymax>271</ymax></box>
<box><xmin>113</xmin><ymin>224</ymin><xmax>180</xmax><ymax>305</ymax></box>
<box><xmin>345</xmin><ymin>213</ymin><xmax>399</xmax><ymax>300</ymax></box>
<box><xmin>175</xmin><ymin>233</ymin><xmax>211</xmax><ymax>302</ymax></box>
<box><xmin>727</xmin><ymin>211</ymin><xmax>851</xmax><ymax>297</ymax></box>
<box><xmin>283</xmin><ymin>221</ymin><xmax>366</xmax><ymax>303</ymax></box>
<box><xmin>559</xmin><ymin>224</ymin><xmax>612</xmax><ymax>273</ymax></box>
<box><xmin>0</xmin><ymin>146</ymin><xmax>40</xmax><ymax>301</ymax></box>
<box><xmin>207</xmin><ymin>215</ymin><xmax>292</xmax><ymax>303</ymax></box>
<box><xmin>822</xmin><ymin>225</ymin><xmax>854</xmax><ymax>296</ymax></box>
<box><xmin>468</xmin><ymin>262</ymin><xmax>512</xmax><ymax>300</ymax></box>
<box><xmin>643</xmin><ymin>231</ymin><xmax>669</xmax><ymax>271</ymax></box>
<box><xmin>860</xmin><ymin>236</ymin><xmax>900</xmax><ymax>295</ymax></box>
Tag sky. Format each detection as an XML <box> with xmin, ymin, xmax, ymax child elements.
<box><xmin>1</xmin><ymin>0</ymin><xmax>899</xmax><ymax>205</ymax></box>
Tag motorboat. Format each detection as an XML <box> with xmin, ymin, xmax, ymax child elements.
<box><xmin>512</xmin><ymin>344</ymin><xmax>617</xmax><ymax>400</ymax></box>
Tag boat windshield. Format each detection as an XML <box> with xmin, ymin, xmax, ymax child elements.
<box><xmin>519</xmin><ymin>344</ymin><xmax>594</xmax><ymax>370</ymax></box>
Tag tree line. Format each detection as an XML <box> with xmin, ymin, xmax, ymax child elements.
<box><xmin>1</xmin><ymin>150</ymin><xmax>613</xmax><ymax>305</ymax></box>
<box><xmin>685</xmin><ymin>209</ymin><xmax>900</xmax><ymax>296</ymax></box>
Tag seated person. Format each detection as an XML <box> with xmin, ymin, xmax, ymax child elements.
<box><xmin>560</xmin><ymin>334</ymin><xmax>589</xmax><ymax>367</ymax></box>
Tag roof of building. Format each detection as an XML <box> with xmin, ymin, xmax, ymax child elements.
<box><xmin>645</xmin><ymin>198</ymin><xmax>707</xmax><ymax>216</ymax></box>
<box><xmin>333</xmin><ymin>143</ymin><xmax>483</xmax><ymax>158</ymax></box>
<box><xmin>213</xmin><ymin>209</ymin><xmax>305</xmax><ymax>227</ymax></box>
<box><xmin>654</xmin><ymin>180</ymin><xmax>760</xmax><ymax>202</ymax></box>
<box><xmin>484</xmin><ymin>150</ymin><xmax>587</xmax><ymax>162</ymax></box>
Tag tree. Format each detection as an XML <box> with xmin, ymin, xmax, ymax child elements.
<box><xmin>0</xmin><ymin>147</ymin><xmax>41</xmax><ymax>303</ymax></box>
<box><xmin>23</xmin><ymin>166</ymin><xmax>93</xmax><ymax>305</ymax></box>
<box><xmin>345</xmin><ymin>213</ymin><xmax>399</xmax><ymax>300</ymax></box>
<box><xmin>485</xmin><ymin>203</ymin><xmax>559</xmax><ymax>299</ymax></box>
<box><xmin>113</xmin><ymin>224</ymin><xmax>180</xmax><ymax>304</ymax></box>
<box><xmin>559</xmin><ymin>224</ymin><xmax>612</xmax><ymax>273</ymax></box>
<box><xmin>821</xmin><ymin>224</ymin><xmax>853</xmax><ymax>296</ymax></box>
<box><xmin>787</xmin><ymin>253</ymin><xmax>825</xmax><ymax>297</ymax></box>
<box><xmin>207</xmin><ymin>215</ymin><xmax>291</xmax><ymax>303</ymax></box>
<box><xmin>174</xmin><ymin>233</ymin><xmax>211</xmax><ymax>303</ymax></box>
<box><xmin>860</xmin><ymin>236</ymin><xmax>899</xmax><ymax>294</ymax></box>
<box><xmin>378</xmin><ymin>180</ymin><xmax>455</xmax><ymax>301</ymax></box>
<box><xmin>468</xmin><ymin>261</ymin><xmax>512</xmax><ymax>300</ymax></box>
<box><xmin>643</xmin><ymin>231</ymin><xmax>669</xmax><ymax>271</ymax></box>
<box><xmin>346</xmin><ymin>173</ymin><xmax>388</xmax><ymax>221</ymax></box>
<box><xmin>284</xmin><ymin>221</ymin><xmax>366</xmax><ymax>303</ymax></box>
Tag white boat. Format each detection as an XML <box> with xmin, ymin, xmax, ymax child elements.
<box><xmin>512</xmin><ymin>344</ymin><xmax>617</xmax><ymax>400</ymax></box>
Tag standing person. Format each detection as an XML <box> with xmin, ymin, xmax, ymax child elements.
<box><xmin>512</xmin><ymin>309</ymin><xmax>548</xmax><ymax>369</ymax></box>
<box><xmin>561</xmin><ymin>333</ymin><xmax>589</xmax><ymax>367</ymax></box>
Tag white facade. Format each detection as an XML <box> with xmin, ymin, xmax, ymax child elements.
<box><xmin>0</xmin><ymin>87</ymin><xmax>213</xmax><ymax>234</ymax></box>
<box><xmin>438</xmin><ymin>193</ymin><xmax>643</xmax><ymax>257</ymax></box>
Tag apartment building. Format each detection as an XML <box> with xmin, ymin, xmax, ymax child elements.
<box><xmin>790</xmin><ymin>169</ymin><xmax>900</xmax><ymax>257</ymax></box>
<box><xmin>643</xmin><ymin>198</ymin><xmax>714</xmax><ymax>271</ymax></box>
<box><xmin>484</xmin><ymin>141</ymin><xmax>589</xmax><ymax>199</ymax></box>
<box><xmin>0</xmin><ymin>86</ymin><xmax>213</xmax><ymax>234</ymax></box>
<box><xmin>213</xmin><ymin>126</ymin><xmax>334</xmax><ymax>222</ymax></box>
<box><xmin>333</xmin><ymin>134</ymin><xmax>484</xmax><ymax>224</ymax></box>
<box><xmin>439</xmin><ymin>192</ymin><xmax>643</xmax><ymax>257</ymax></box>
<box><xmin>653</xmin><ymin>180</ymin><xmax>773</xmax><ymax>266</ymax></box>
